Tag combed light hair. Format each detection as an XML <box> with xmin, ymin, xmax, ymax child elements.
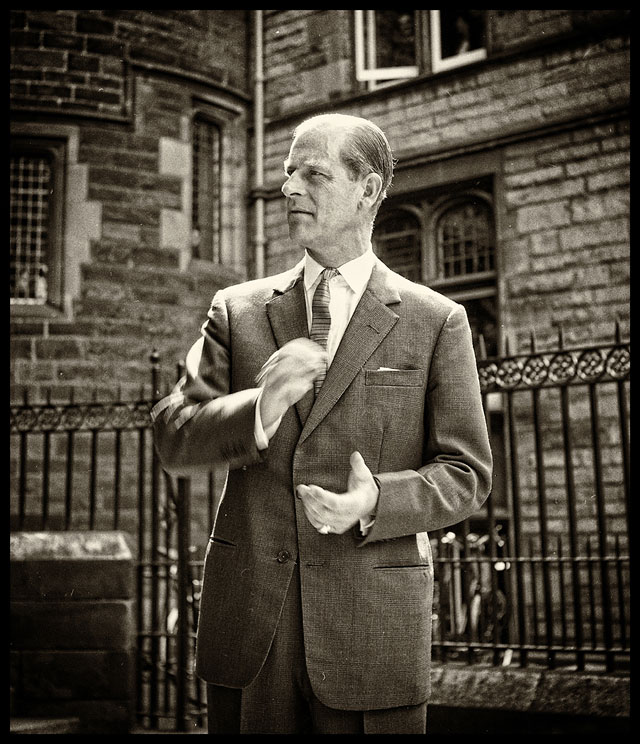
<box><xmin>292</xmin><ymin>113</ymin><xmax>395</xmax><ymax>214</ymax></box>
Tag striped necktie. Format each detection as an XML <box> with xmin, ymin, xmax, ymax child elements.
<box><xmin>310</xmin><ymin>267</ymin><xmax>338</xmax><ymax>395</ymax></box>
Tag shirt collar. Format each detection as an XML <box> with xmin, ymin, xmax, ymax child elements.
<box><xmin>303</xmin><ymin>247</ymin><xmax>375</xmax><ymax>296</ymax></box>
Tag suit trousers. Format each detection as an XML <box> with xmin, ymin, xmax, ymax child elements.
<box><xmin>206</xmin><ymin>563</ymin><xmax>427</xmax><ymax>734</ymax></box>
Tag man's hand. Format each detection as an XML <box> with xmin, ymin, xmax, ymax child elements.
<box><xmin>296</xmin><ymin>451</ymin><xmax>379</xmax><ymax>535</ymax></box>
<box><xmin>256</xmin><ymin>338</ymin><xmax>327</xmax><ymax>430</ymax></box>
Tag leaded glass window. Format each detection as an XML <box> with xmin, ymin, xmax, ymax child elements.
<box><xmin>437</xmin><ymin>201</ymin><xmax>494</xmax><ymax>280</ymax></box>
<box><xmin>10</xmin><ymin>153</ymin><xmax>52</xmax><ymax>304</ymax></box>
<box><xmin>191</xmin><ymin>117</ymin><xmax>221</xmax><ymax>262</ymax></box>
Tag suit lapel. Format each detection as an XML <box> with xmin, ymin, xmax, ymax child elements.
<box><xmin>265</xmin><ymin>261</ymin><xmax>315</xmax><ymax>427</ymax></box>
<box><xmin>298</xmin><ymin>258</ymin><xmax>401</xmax><ymax>445</ymax></box>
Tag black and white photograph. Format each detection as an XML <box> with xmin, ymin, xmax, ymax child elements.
<box><xmin>10</xmin><ymin>10</ymin><xmax>630</xmax><ymax>735</ymax></box>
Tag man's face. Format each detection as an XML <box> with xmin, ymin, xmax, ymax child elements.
<box><xmin>282</xmin><ymin>126</ymin><xmax>364</xmax><ymax>262</ymax></box>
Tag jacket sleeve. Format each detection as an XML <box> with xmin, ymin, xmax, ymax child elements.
<box><xmin>361</xmin><ymin>303</ymin><xmax>493</xmax><ymax>543</ymax></box>
<box><xmin>151</xmin><ymin>291</ymin><xmax>266</xmax><ymax>475</ymax></box>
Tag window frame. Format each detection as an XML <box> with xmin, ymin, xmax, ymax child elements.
<box><xmin>10</xmin><ymin>136</ymin><xmax>66</xmax><ymax>311</ymax></box>
<box><xmin>429</xmin><ymin>10</ymin><xmax>487</xmax><ymax>74</ymax></box>
<box><xmin>354</xmin><ymin>10</ymin><xmax>488</xmax><ymax>88</ymax></box>
<box><xmin>354</xmin><ymin>10</ymin><xmax>420</xmax><ymax>88</ymax></box>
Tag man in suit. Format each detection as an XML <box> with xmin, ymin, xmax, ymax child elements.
<box><xmin>152</xmin><ymin>113</ymin><xmax>492</xmax><ymax>734</ymax></box>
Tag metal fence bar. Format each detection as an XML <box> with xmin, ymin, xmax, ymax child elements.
<box><xmin>64</xmin><ymin>429</ymin><xmax>74</xmax><ymax>530</ymax></box>
<box><xmin>18</xmin><ymin>428</ymin><xmax>27</xmax><ymax>530</ymax></box>
<box><xmin>558</xmin><ymin>368</ymin><xmax>585</xmax><ymax>670</ymax></box>
<box><xmin>176</xmin><ymin>477</ymin><xmax>191</xmax><ymax>732</ymax></box>
<box><xmin>478</xmin><ymin>338</ymin><xmax>502</xmax><ymax>666</ymax></box>
<box><xmin>505</xmin><ymin>386</ymin><xmax>528</xmax><ymax>667</ymax></box>
<box><xmin>89</xmin><ymin>429</ymin><xmax>98</xmax><ymax>530</ymax></box>
<box><xmin>41</xmin><ymin>426</ymin><xmax>51</xmax><ymax>530</ymax></box>
<box><xmin>136</xmin><ymin>424</ymin><xmax>147</xmax><ymax>727</ymax></box>
<box><xmin>531</xmin><ymin>384</ymin><xmax>555</xmax><ymax>669</ymax></box>
<box><xmin>149</xmin><ymin>351</ymin><xmax>162</xmax><ymax>728</ymax></box>
<box><xmin>113</xmin><ymin>428</ymin><xmax>122</xmax><ymax>530</ymax></box>
<box><xmin>586</xmin><ymin>537</ymin><xmax>598</xmax><ymax>649</ymax></box>
<box><xmin>588</xmin><ymin>383</ymin><xmax>614</xmax><ymax>672</ymax></box>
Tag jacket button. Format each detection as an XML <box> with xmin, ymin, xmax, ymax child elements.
<box><xmin>276</xmin><ymin>550</ymin><xmax>291</xmax><ymax>564</ymax></box>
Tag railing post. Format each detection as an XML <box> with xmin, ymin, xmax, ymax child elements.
<box><xmin>149</xmin><ymin>349</ymin><xmax>161</xmax><ymax>727</ymax></box>
<box><xmin>176</xmin><ymin>477</ymin><xmax>191</xmax><ymax>732</ymax></box>
<box><xmin>151</xmin><ymin>349</ymin><xmax>161</xmax><ymax>402</ymax></box>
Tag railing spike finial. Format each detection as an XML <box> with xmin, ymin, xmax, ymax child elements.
<box><xmin>504</xmin><ymin>332</ymin><xmax>511</xmax><ymax>356</ymax></box>
<box><xmin>530</xmin><ymin>327</ymin><xmax>537</xmax><ymax>353</ymax></box>
<box><xmin>150</xmin><ymin>348</ymin><xmax>160</xmax><ymax>367</ymax></box>
<box><xmin>557</xmin><ymin>323</ymin><xmax>564</xmax><ymax>350</ymax></box>
<box><xmin>614</xmin><ymin>316</ymin><xmax>621</xmax><ymax>344</ymax></box>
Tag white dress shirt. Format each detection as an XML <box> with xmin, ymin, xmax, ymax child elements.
<box><xmin>254</xmin><ymin>247</ymin><xmax>376</xmax><ymax>447</ymax></box>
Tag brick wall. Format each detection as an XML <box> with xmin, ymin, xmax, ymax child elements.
<box><xmin>10</xmin><ymin>10</ymin><xmax>250</xmax><ymax>400</ymax></box>
<box><xmin>502</xmin><ymin>118</ymin><xmax>630</xmax><ymax>349</ymax></box>
<box><xmin>10</xmin><ymin>9</ymin><xmax>248</xmax><ymax>118</ymax></box>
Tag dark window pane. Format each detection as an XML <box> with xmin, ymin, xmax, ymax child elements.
<box><xmin>375</xmin><ymin>11</ymin><xmax>416</xmax><ymax>68</ymax></box>
<box><xmin>461</xmin><ymin>296</ymin><xmax>498</xmax><ymax>358</ymax></box>
<box><xmin>374</xmin><ymin>210</ymin><xmax>421</xmax><ymax>282</ymax></box>
<box><xmin>192</xmin><ymin>118</ymin><xmax>221</xmax><ymax>262</ymax></box>
<box><xmin>439</xmin><ymin>10</ymin><xmax>485</xmax><ymax>59</ymax></box>
<box><xmin>437</xmin><ymin>201</ymin><xmax>494</xmax><ymax>279</ymax></box>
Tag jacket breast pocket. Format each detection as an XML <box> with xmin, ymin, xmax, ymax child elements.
<box><xmin>364</xmin><ymin>369</ymin><xmax>425</xmax><ymax>387</ymax></box>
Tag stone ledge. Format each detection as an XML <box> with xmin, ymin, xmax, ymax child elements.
<box><xmin>10</xmin><ymin>531</ymin><xmax>132</xmax><ymax>560</ymax></box>
<box><xmin>430</xmin><ymin>663</ymin><xmax>630</xmax><ymax>719</ymax></box>
<box><xmin>10</xmin><ymin>716</ymin><xmax>81</xmax><ymax>734</ymax></box>
<box><xmin>10</xmin><ymin>531</ymin><xmax>134</xmax><ymax>601</ymax></box>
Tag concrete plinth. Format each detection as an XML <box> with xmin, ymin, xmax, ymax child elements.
<box><xmin>10</xmin><ymin>531</ymin><xmax>136</xmax><ymax>735</ymax></box>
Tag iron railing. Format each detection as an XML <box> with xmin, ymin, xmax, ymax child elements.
<box><xmin>9</xmin><ymin>326</ymin><xmax>630</xmax><ymax>730</ymax></box>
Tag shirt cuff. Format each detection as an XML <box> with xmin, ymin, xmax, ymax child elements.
<box><xmin>254</xmin><ymin>388</ymin><xmax>282</xmax><ymax>450</ymax></box>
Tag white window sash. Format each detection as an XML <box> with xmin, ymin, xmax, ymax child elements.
<box><xmin>430</xmin><ymin>10</ymin><xmax>487</xmax><ymax>73</ymax></box>
<box><xmin>354</xmin><ymin>10</ymin><xmax>419</xmax><ymax>83</ymax></box>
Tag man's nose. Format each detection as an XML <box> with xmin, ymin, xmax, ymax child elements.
<box><xmin>282</xmin><ymin>172</ymin><xmax>304</xmax><ymax>198</ymax></box>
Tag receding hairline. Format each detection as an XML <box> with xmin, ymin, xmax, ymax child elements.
<box><xmin>292</xmin><ymin>113</ymin><xmax>388</xmax><ymax>144</ymax></box>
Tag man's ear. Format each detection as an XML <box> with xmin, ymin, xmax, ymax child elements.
<box><xmin>360</xmin><ymin>172</ymin><xmax>383</xmax><ymax>209</ymax></box>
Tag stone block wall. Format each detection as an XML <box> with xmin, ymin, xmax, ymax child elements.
<box><xmin>259</xmin><ymin>12</ymin><xmax>630</xmax><ymax>349</ymax></box>
<box><xmin>10</xmin><ymin>9</ymin><xmax>248</xmax><ymax>118</ymax></box>
<box><xmin>10</xmin><ymin>9</ymin><xmax>250</xmax><ymax>400</ymax></box>
<box><xmin>10</xmin><ymin>531</ymin><xmax>136</xmax><ymax>733</ymax></box>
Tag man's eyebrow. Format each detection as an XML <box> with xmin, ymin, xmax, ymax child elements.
<box><xmin>283</xmin><ymin>158</ymin><xmax>329</xmax><ymax>174</ymax></box>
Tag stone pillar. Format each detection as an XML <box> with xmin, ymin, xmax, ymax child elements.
<box><xmin>10</xmin><ymin>531</ymin><xmax>136</xmax><ymax>734</ymax></box>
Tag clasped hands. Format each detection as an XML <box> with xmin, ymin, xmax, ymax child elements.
<box><xmin>256</xmin><ymin>338</ymin><xmax>379</xmax><ymax>534</ymax></box>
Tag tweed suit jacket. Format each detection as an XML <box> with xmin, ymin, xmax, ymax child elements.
<box><xmin>152</xmin><ymin>256</ymin><xmax>492</xmax><ymax>712</ymax></box>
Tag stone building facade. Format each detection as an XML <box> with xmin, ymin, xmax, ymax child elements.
<box><xmin>10</xmin><ymin>9</ymin><xmax>630</xmax><ymax>395</ymax></box>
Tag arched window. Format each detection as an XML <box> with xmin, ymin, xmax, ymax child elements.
<box><xmin>373</xmin><ymin>209</ymin><xmax>422</xmax><ymax>282</ymax></box>
<box><xmin>436</xmin><ymin>199</ymin><xmax>494</xmax><ymax>280</ymax></box>
<box><xmin>374</xmin><ymin>188</ymin><xmax>497</xmax><ymax>356</ymax></box>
